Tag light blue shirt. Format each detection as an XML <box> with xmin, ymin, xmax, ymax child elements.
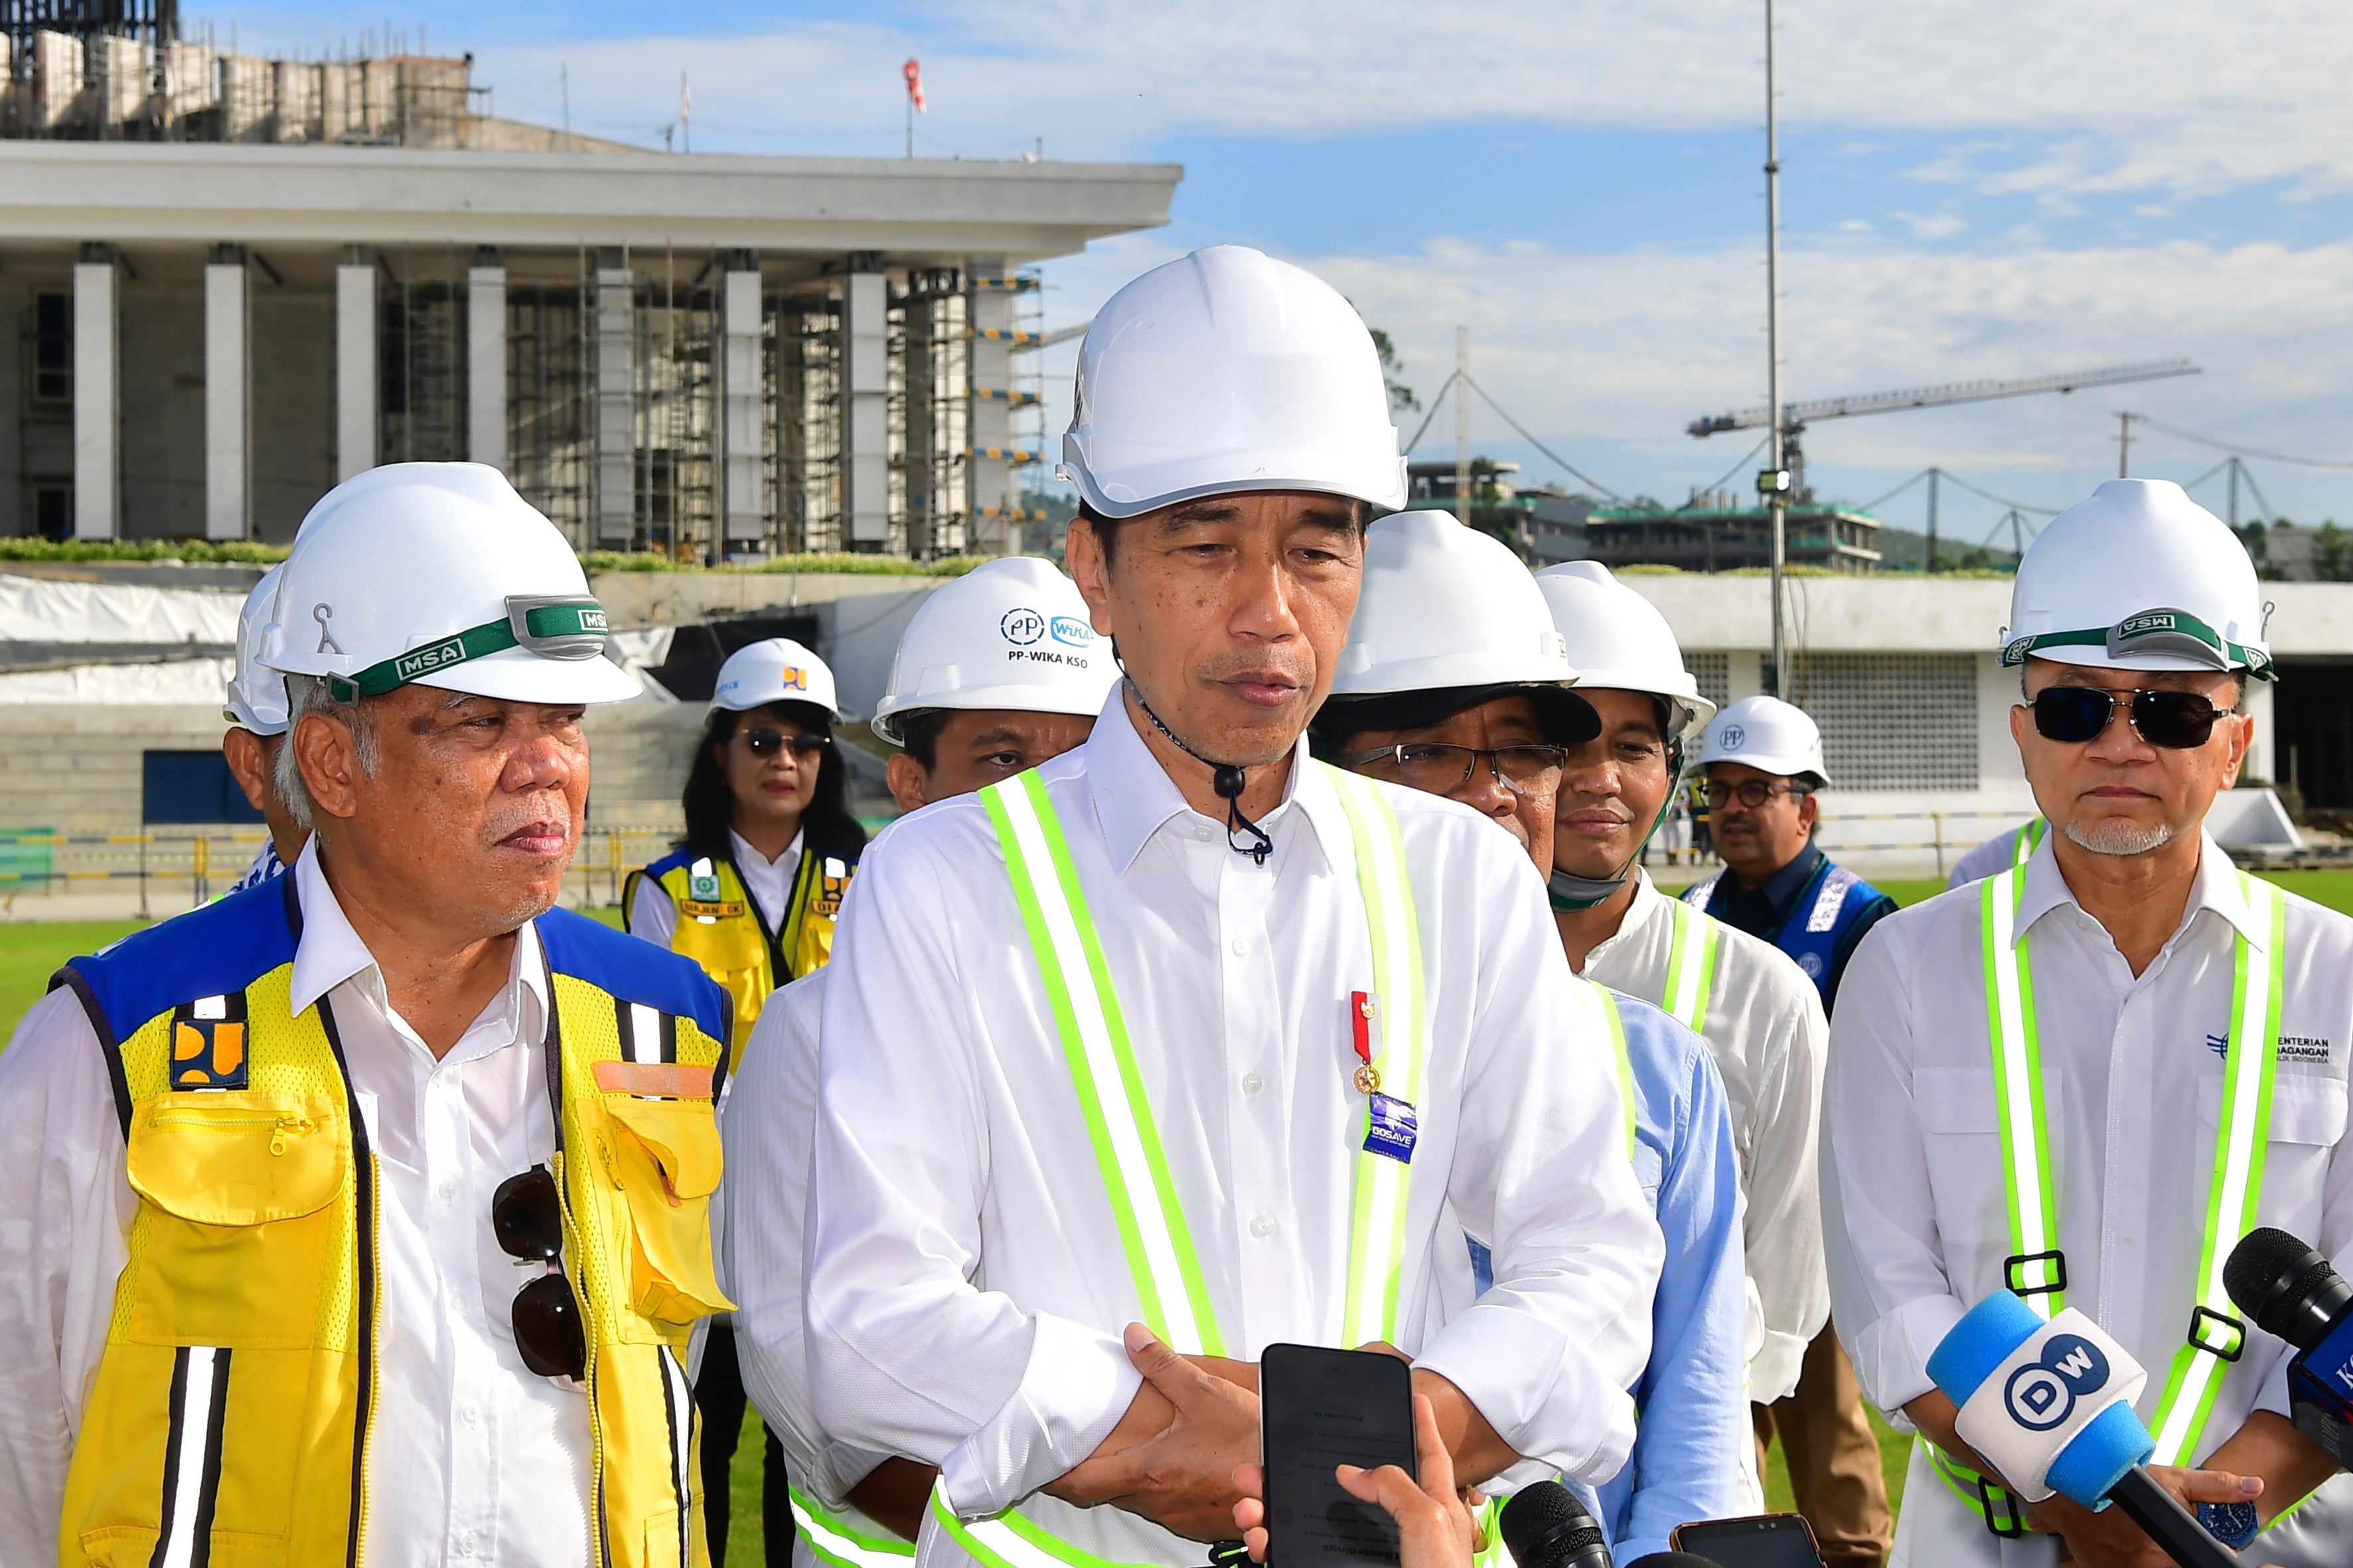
<box><xmin>1474</xmin><ymin>988</ymin><xmax>1748</xmax><ymax>1560</ymax></box>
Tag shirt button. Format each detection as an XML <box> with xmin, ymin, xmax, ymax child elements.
<box><xmin>438</xmin><ymin>1180</ymin><xmax>458</xmax><ymax>1202</ymax></box>
<box><xmin>1250</xmin><ymin>1214</ymin><xmax>1276</xmax><ymax>1239</ymax></box>
<box><xmin>1230</xmin><ymin>938</ymin><xmax>1249</xmax><ymax>957</ymax></box>
<box><xmin>1241</xmin><ymin>1072</ymin><xmax>1264</xmax><ymax>1097</ymax></box>
<box><xmin>462</xmin><ymin>1405</ymin><xmax>482</xmax><ymax>1426</ymax></box>
<box><xmin>1194</xmin><ymin>824</ymin><xmax>1214</xmax><ymax>841</ymax></box>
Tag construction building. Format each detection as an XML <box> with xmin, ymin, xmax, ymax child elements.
<box><xmin>1404</xmin><ymin>459</ymin><xmax>1594</xmax><ymax>567</ymax></box>
<box><xmin>1584</xmin><ymin>499</ymin><xmax>1884</xmax><ymax>575</ymax></box>
<box><xmin>0</xmin><ymin>4</ymin><xmax>1178</xmax><ymax>557</ymax></box>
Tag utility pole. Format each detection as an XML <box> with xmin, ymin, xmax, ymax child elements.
<box><xmin>1926</xmin><ymin>465</ymin><xmax>1939</xmax><ymax>575</ymax></box>
<box><xmin>1763</xmin><ymin>0</ymin><xmax>1788</xmax><ymax>698</ymax></box>
<box><xmin>1454</xmin><ymin>326</ymin><xmax>1472</xmax><ymax>529</ymax></box>
<box><xmin>2117</xmin><ymin>410</ymin><xmax>2137</xmax><ymax>477</ymax></box>
<box><xmin>2227</xmin><ymin>455</ymin><xmax>2241</xmax><ymax>530</ymax></box>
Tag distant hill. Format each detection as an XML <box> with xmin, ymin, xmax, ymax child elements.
<box><xmin>1868</xmin><ymin>522</ymin><xmax>2018</xmax><ymax>575</ymax></box>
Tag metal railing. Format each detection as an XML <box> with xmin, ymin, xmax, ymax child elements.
<box><xmin>0</xmin><ymin>824</ymin><xmax>690</xmax><ymax>918</ymax></box>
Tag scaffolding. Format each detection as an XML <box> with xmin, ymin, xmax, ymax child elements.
<box><xmin>379</xmin><ymin>246</ymin><xmax>467</xmax><ymax>467</ymax></box>
<box><xmin>773</xmin><ymin>288</ymin><xmax>844</xmax><ymax>555</ymax></box>
<box><xmin>506</xmin><ymin>269</ymin><xmax>593</xmax><ymax>546</ymax></box>
<box><xmin>632</xmin><ymin>255</ymin><xmax>717</xmax><ymax>560</ymax></box>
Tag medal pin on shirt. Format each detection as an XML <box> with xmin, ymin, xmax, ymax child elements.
<box><xmin>1351</xmin><ymin>989</ymin><xmax>1417</xmax><ymax>1163</ymax></box>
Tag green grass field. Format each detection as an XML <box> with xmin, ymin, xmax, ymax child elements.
<box><xmin>11</xmin><ymin>866</ymin><xmax>2352</xmax><ymax>1558</ymax></box>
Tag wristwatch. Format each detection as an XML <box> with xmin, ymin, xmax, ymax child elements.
<box><xmin>2196</xmin><ymin>1499</ymin><xmax>2259</xmax><ymax>1549</ymax></box>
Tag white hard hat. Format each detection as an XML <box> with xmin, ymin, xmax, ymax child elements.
<box><xmin>871</xmin><ymin>557</ymin><xmax>1118</xmax><ymax>745</ymax></box>
<box><xmin>1318</xmin><ymin>509</ymin><xmax>1598</xmax><ymax>745</ymax></box>
<box><xmin>710</xmin><ymin>638</ymin><xmax>839</xmax><ymax>721</ymax></box>
<box><xmin>260</xmin><ymin>463</ymin><xmax>638</xmax><ymax>705</ymax></box>
<box><xmin>2002</xmin><ymin>478</ymin><xmax>2271</xmax><ymax>679</ymax></box>
<box><xmin>1059</xmin><ymin>246</ymin><xmax>1408</xmax><ymax>519</ymax></box>
<box><xmin>224</xmin><ymin>562</ymin><xmax>290</xmax><ymax>735</ymax></box>
<box><xmin>1698</xmin><ymin>695</ymin><xmax>1829</xmax><ymax>785</ymax></box>
<box><xmin>1534</xmin><ymin>560</ymin><xmax>1717</xmax><ymax>742</ymax></box>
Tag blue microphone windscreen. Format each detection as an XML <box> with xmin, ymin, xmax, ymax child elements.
<box><xmin>1928</xmin><ymin>1291</ymin><xmax>2044</xmax><ymax>1405</ymax></box>
<box><xmin>2044</xmin><ymin>1399</ymin><xmax>2157</xmax><ymax>1508</ymax></box>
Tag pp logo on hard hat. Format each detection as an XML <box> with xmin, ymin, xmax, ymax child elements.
<box><xmin>2005</xmin><ymin>1334</ymin><xmax>2111</xmax><ymax>1432</ymax></box>
<box><xmin>1002</xmin><ymin>609</ymin><xmax>1045</xmax><ymax>646</ymax></box>
<box><xmin>1719</xmin><ymin>725</ymin><xmax>1746</xmax><ymax>750</ymax></box>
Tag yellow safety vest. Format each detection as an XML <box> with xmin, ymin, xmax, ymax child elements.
<box><xmin>624</xmin><ymin>845</ymin><xmax>855</xmax><ymax>1066</ymax></box>
<box><xmin>54</xmin><ymin>877</ymin><xmax>737</xmax><ymax>1568</ymax></box>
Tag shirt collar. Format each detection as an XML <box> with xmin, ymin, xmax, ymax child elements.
<box><xmin>1738</xmin><ymin>840</ymin><xmax>1823</xmax><ymax>922</ymax></box>
<box><xmin>2011</xmin><ymin>825</ymin><xmax>2267</xmax><ymax>950</ymax></box>
<box><xmin>1083</xmin><ymin>685</ymin><xmax>1345</xmax><ymax>877</ymax></box>
<box><xmin>729</xmin><ymin>828</ymin><xmax>803</xmax><ymax>872</ymax></box>
<box><xmin>287</xmin><ymin>835</ymin><xmax>552</xmax><ymax>1031</ymax></box>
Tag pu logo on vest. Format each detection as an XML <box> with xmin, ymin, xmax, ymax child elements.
<box><xmin>171</xmin><ymin>994</ymin><xmax>250</xmax><ymax>1090</ymax></box>
<box><xmin>2004</xmin><ymin>1333</ymin><xmax>2110</xmax><ymax>1431</ymax></box>
<box><xmin>1049</xmin><ymin>615</ymin><xmax>1094</xmax><ymax>648</ymax></box>
<box><xmin>1002</xmin><ymin>608</ymin><xmax>1045</xmax><ymax>646</ymax></box>
<box><xmin>1718</xmin><ymin>724</ymin><xmax>1746</xmax><ymax>750</ymax></box>
<box><xmin>811</xmin><ymin>858</ymin><xmax>851</xmax><ymax>919</ymax></box>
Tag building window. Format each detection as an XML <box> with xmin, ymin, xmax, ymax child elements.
<box><xmin>33</xmin><ymin>293</ymin><xmax>71</xmax><ymax>404</ymax></box>
<box><xmin>34</xmin><ymin>486</ymin><xmax>71</xmax><ymax>541</ymax></box>
<box><xmin>1791</xmin><ymin>653</ymin><xmax>1977</xmax><ymax>790</ymax></box>
<box><xmin>1686</xmin><ymin>651</ymin><xmax>1730</xmax><ymax>711</ymax></box>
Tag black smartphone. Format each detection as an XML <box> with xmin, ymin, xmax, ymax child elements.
<box><xmin>1669</xmin><ymin>1514</ymin><xmax>1825</xmax><ymax>1568</ymax></box>
<box><xmin>1260</xmin><ymin>1344</ymin><xmax>1417</xmax><ymax>1568</ymax></box>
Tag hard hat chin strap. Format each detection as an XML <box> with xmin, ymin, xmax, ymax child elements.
<box><xmin>1546</xmin><ymin>735</ymin><xmax>1689</xmax><ymax>914</ymax></box>
<box><xmin>1126</xmin><ymin>679</ymin><xmax>1274</xmax><ymax>867</ymax></box>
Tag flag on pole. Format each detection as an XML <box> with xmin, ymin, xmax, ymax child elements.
<box><xmin>903</xmin><ymin>58</ymin><xmax>925</xmax><ymax>113</ymax></box>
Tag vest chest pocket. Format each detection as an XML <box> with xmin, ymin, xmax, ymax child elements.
<box><xmin>123</xmin><ymin>1092</ymin><xmax>348</xmax><ymax>1349</ymax></box>
<box><xmin>597</xmin><ymin>1094</ymin><xmax>734</xmax><ymax>1332</ymax></box>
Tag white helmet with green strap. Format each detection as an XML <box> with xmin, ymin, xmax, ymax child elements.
<box><xmin>2001</xmin><ymin>478</ymin><xmax>2271</xmax><ymax>679</ymax></box>
<box><xmin>259</xmin><ymin>462</ymin><xmax>639</xmax><ymax>705</ymax></box>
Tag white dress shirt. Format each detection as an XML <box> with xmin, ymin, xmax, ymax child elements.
<box><xmin>631</xmin><ymin>827</ymin><xmax>804</xmax><ymax>948</ymax></box>
<box><xmin>1825</xmin><ymin>831</ymin><xmax>2353</xmax><ymax>1567</ymax></box>
<box><xmin>799</xmin><ymin>695</ymin><xmax>1661</xmax><ymax>1568</ymax></box>
<box><xmin>0</xmin><ymin>839</ymin><xmax>592</xmax><ymax>1568</ymax></box>
<box><xmin>1578</xmin><ymin>868</ymin><xmax>1831</xmax><ymax>1404</ymax></box>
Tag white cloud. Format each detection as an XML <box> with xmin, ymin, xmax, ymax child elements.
<box><xmin>444</xmin><ymin>1</ymin><xmax>2353</xmax><ymax>202</ymax></box>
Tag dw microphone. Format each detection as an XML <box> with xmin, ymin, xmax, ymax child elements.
<box><xmin>1927</xmin><ymin>1292</ymin><xmax>2241</xmax><ymax>1568</ymax></box>
<box><xmin>2224</xmin><ymin>1226</ymin><xmax>2353</xmax><ymax>1470</ymax></box>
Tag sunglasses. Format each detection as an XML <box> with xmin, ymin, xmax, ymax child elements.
<box><xmin>743</xmin><ymin>727</ymin><xmax>830</xmax><ymax>760</ymax></box>
<box><xmin>492</xmin><ymin>1165</ymin><xmax>586</xmax><ymax>1380</ymax></box>
<box><xmin>2029</xmin><ymin>686</ymin><xmax>2223</xmax><ymax>750</ymax></box>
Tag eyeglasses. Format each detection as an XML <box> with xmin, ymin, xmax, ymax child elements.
<box><xmin>492</xmin><ymin>1165</ymin><xmax>586</xmax><ymax>1380</ymax></box>
<box><xmin>1341</xmin><ymin>743</ymin><xmax>1568</xmax><ymax>796</ymax></box>
<box><xmin>2029</xmin><ymin>686</ymin><xmax>2224</xmax><ymax>750</ymax></box>
<box><xmin>743</xmin><ymin>727</ymin><xmax>829</xmax><ymax>760</ymax></box>
<box><xmin>1703</xmin><ymin>778</ymin><xmax>1811</xmax><ymax>811</ymax></box>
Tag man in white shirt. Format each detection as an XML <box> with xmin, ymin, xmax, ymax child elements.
<box><xmin>794</xmin><ymin>246</ymin><xmax>1660</xmax><ymax>1568</ymax></box>
<box><xmin>0</xmin><ymin>463</ymin><xmax>737</xmax><ymax>1568</ymax></box>
<box><xmin>725</xmin><ymin>556</ymin><xmax>1118</xmax><ymax>1567</ymax></box>
<box><xmin>1531</xmin><ymin>561</ymin><xmax>1831</xmax><ymax>1505</ymax></box>
<box><xmin>1825</xmin><ymin>478</ymin><xmax>2353</xmax><ymax>1568</ymax></box>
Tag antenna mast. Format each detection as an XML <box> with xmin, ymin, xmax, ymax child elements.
<box><xmin>1764</xmin><ymin>0</ymin><xmax>1788</xmax><ymax>699</ymax></box>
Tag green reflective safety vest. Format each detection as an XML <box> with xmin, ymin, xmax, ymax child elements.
<box><xmin>1927</xmin><ymin>863</ymin><xmax>2289</xmax><ymax>1533</ymax></box>
<box><xmin>923</xmin><ymin>762</ymin><xmax>1428</xmax><ymax>1568</ymax></box>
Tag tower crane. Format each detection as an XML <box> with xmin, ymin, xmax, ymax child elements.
<box><xmin>1688</xmin><ymin>358</ymin><xmax>2200</xmax><ymax>503</ymax></box>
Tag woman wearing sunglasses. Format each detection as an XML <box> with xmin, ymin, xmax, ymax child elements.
<box><xmin>1823</xmin><ymin>478</ymin><xmax>2353</xmax><ymax>1568</ymax></box>
<box><xmin>625</xmin><ymin>635</ymin><xmax>868</xmax><ymax>1564</ymax></box>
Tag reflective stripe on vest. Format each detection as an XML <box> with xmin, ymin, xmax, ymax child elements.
<box><xmin>792</xmin><ymin>1488</ymin><xmax>917</xmax><ymax>1568</ymax></box>
<box><xmin>1574</xmin><ymin>979</ymin><xmax>1637</xmax><ymax>1160</ymax></box>
<box><xmin>961</xmin><ymin>762</ymin><xmax>1428</xmax><ymax>1567</ymax></box>
<box><xmin>2013</xmin><ymin>817</ymin><xmax>2046</xmax><ymax>869</ymax></box>
<box><xmin>1660</xmin><ymin>898</ymin><xmax>1722</xmax><ymax>1036</ymax></box>
<box><xmin>1936</xmin><ymin>862</ymin><xmax>2289</xmax><ymax>1519</ymax></box>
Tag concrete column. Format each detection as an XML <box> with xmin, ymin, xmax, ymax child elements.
<box><xmin>72</xmin><ymin>244</ymin><xmax>117</xmax><ymax>540</ymax></box>
<box><xmin>335</xmin><ymin>251</ymin><xmax>377</xmax><ymax>481</ymax></box>
<box><xmin>966</xmin><ymin>256</ymin><xmax>1013</xmax><ymax>553</ymax></box>
<box><xmin>842</xmin><ymin>257</ymin><xmax>889</xmax><ymax>548</ymax></box>
<box><xmin>204</xmin><ymin>245</ymin><xmax>251</xmax><ymax>541</ymax></box>
<box><xmin>719</xmin><ymin>254</ymin><xmax>765</xmax><ymax>553</ymax></box>
<box><xmin>467</xmin><ymin>248</ymin><xmax>507</xmax><ymax>471</ymax></box>
<box><xmin>594</xmin><ymin>251</ymin><xmax>636</xmax><ymax>546</ymax></box>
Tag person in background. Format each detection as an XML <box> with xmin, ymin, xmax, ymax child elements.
<box><xmin>0</xmin><ymin>462</ymin><xmax>735</xmax><ymax>1567</ymax></box>
<box><xmin>1680</xmin><ymin>693</ymin><xmax>1894</xmax><ymax>1567</ymax></box>
<box><xmin>625</xmin><ymin>636</ymin><xmax>869</xmax><ymax>1565</ymax></box>
<box><xmin>1944</xmin><ymin>815</ymin><xmax>2046</xmax><ymax>889</ymax></box>
<box><xmin>728</xmin><ymin>555</ymin><xmax>1118</xmax><ymax>1568</ymax></box>
<box><xmin>1825</xmin><ymin>478</ymin><xmax>2352</xmax><ymax>1567</ymax></box>
<box><xmin>218</xmin><ymin>561</ymin><xmax>309</xmax><ymax>890</ymax></box>
<box><xmin>1533</xmin><ymin>561</ymin><xmax>1831</xmax><ymax>1520</ymax></box>
<box><xmin>796</xmin><ymin>246</ymin><xmax>1659</xmax><ymax>1568</ymax></box>
<box><xmin>1314</xmin><ymin>510</ymin><xmax>1744</xmax><ymax>1563</ymax></box>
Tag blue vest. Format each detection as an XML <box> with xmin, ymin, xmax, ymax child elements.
<box><xmin>1684</xmin><ymin>856</ymin><xmax>1886</xmax><ymax>991</ymax></box>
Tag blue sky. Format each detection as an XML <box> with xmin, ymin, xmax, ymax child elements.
<box><xmin>216</xmin><ymin>0</ymin><xmax>2353</xmax><ymax>543</ymax></box>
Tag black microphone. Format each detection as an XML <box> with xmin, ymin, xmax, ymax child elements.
<box><xmin>2225</xmin><ymin>1227</ymin><xmax>2353</xmax><ymax>1469</ymax></box>
<box><xmin>1499</xmin><ymin>1482</ymin><xmax>1614</xmax><ymax>1568</ymax></box>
